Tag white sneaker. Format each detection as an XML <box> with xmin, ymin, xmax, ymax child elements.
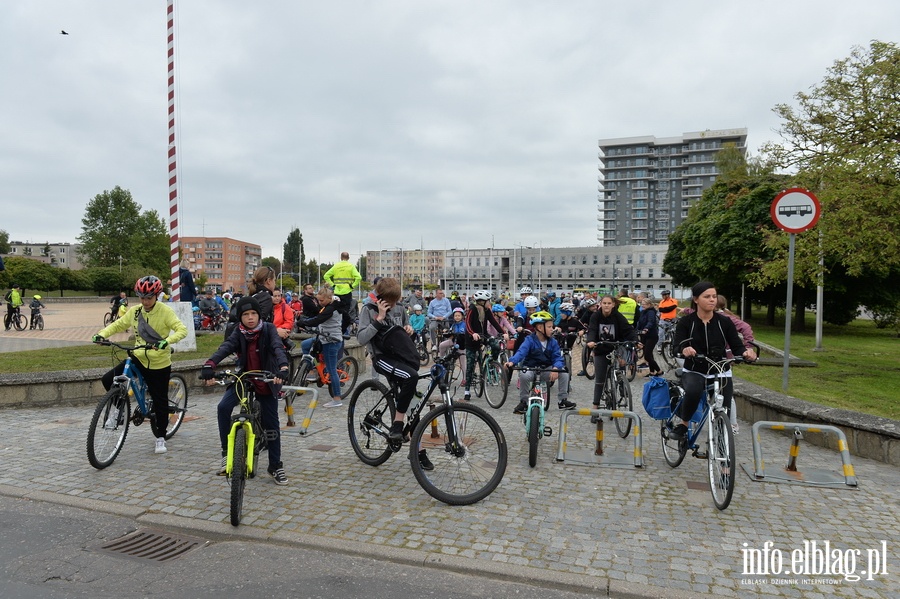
<box><xmin>323</xmin><ymin>400</ymin><xmax>343</xmax><ymax>408</ymax></box>
<box><xmin>732</xmin><ymin>423</ymin><xmax>740</xmax><ymax>435</ymax></box>
<box><xmin>105</xmin><ymin>408</ymin><xmax>120</xmax><ymax>429</ymax></box>
<box><xmin>155</xmin><ymin>438</ymin><xmax>167</xmax><ymax>454</ymax></box>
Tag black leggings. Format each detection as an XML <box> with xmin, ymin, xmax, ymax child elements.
<box><xmin>640</xmin><ymin>334</ymin><xmax>661</xmax><ymax>372</ymax></box>
<box><xmin>678</xmin><ymin>371</ymin><xmax>733</xmax><ymax>422</ymax></box>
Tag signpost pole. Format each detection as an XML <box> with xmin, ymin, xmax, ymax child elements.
<box><xmin>782</xmin><ymin>233</ymin><xmax>796</xmax><ymax>392</ymax></box>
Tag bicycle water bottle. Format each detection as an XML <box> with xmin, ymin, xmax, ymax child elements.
<box><xmin>409</xmin><ymin>390</ymin><xmax>425</xmax><ymax>414</ymax></box>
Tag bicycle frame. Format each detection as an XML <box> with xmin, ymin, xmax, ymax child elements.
<box><xmin>113</xmin><ymin>355</ymin><xmax>152</xmax><ymax>417</ymax></box>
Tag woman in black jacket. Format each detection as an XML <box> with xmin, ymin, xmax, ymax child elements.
<box><xmin>669</xmin><ymin>281</ymin><xmax>756</xmax><ymax>440</ymax></box>
<box><xmin>586</xmin><ymin>295</ymin><xmax>638</xmax><ymax>408</ymax></box>
<box><xmin>635</xmin><ymin>297</ymin><xmax>662</xmax><ymax>375</ymax></box>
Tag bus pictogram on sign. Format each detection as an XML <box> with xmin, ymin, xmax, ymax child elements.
<box><xmin>771</xmin><ymin>188</ymin><xmax>821</xmax><ymax>233</ymax></box>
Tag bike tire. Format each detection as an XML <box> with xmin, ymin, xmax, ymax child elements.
<box><xmin>708</xmin><ymin>411</ymin><xmax>736</xmax><ymax>510</ymax></box>
<box><xmin>347</xmin><ymin>379</ymin><xmax>395</xmax><ymax>466</ymax></box>
<box><xmin>474</xmin><ymin>359</ymin><xmax>485</xmax><ymax>398</ymax></box>
<box><xmin>230</xmin><ymin>426</ymin><xmax>247</xmax><ymax>526</ymax></box>
<box><xmin>626</xmin><ymin>356</ymin><xmax>637</xmax><ymax>382</ymax></box>
<box><xmin>417</xmin><ymin>338</ymin><xmax>430</xmax><ymax>366</ymax></box>
<box><xmin>37</xmin><ymin>315</ymin><xmax>44</xmax><ymax>330</ymax></box>
<box><xmin>614</xmin><ymin>375</ymin><xmax>633</xmax><ymax>438</ymax></box>
<box><xmin>660</xmin><ymin>340</ymin><xmax>678</xmax><ymax>370</ymax></box>
<box><xmin>103</xmin><ymin>312</ymin><xmax>113</xmax><ymax>326</ymax></box>
<box><xmin>408</xmin><ymin>402</ymin><xmax>507</xmax><ymax>505</ymax></box>
<box><xmin>87</xmin><ymin>387</ymin><xmax>131</xmax><ymax>469</ymax></box>
<box><xmin>527</xmin><ymin>403</ymin><xmax>541</xmax><ymax>467</ymax></box>
<box><xmin>582</xmin><ymin>348</ymin><xmax>595</xmax><ymax>380</ymax></box>
<box><xmin>337</xmin><ymin>355</ymin><xmax>359</xmax><ymax>399</ymax></box>
<box><xmin>660</xmin><ymin>420</ymin><xmax>688</xmax><ymax>467</ymax></box>
<box><xmin>13</xmin><ymin>313</ymin><xmax>27</xmax><ymax>331</ymax></box>
<box><xmin>483</xmin><ymin>361</ymin><xmax>507</xmax><ymax>409</ymax></box>
<box><xmin>162</xmin><ymin>374</ymin><xmax>188</xmax><ymax>439</ymax></box>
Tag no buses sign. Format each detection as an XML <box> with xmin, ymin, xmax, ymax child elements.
<box><xmin>771</xmin><ymin>188</ymin><xmax>821</xmax><ymax>233</ymax></box>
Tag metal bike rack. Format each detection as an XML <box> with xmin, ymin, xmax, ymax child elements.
<box><xmin>741</xmin><ymin>421</ymin><xmax>858</xmax><ymax>488</ymax></box>
<box><xmin>556</xmin><ymin>408</ymin><xmax>644</xmax><ymax>468</ymax></box>
<box><xmin>280</xmin><ymin>385</ymin><xmax>320</xmax><ymax>435</ymax></box>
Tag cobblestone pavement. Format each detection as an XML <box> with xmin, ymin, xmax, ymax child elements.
<box><xmin>0</xmin><ymin>363</ymin><xmax>897</xmax><ymax>598</ymax></box>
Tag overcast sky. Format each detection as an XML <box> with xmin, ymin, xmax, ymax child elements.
<box><xmin>2</xmin><ymin>1</ymin><xmax>898</xmax><ymax>265</ymax></box>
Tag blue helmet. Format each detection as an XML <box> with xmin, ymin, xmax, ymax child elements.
<box><xmin>491</xmin><ymin>304</ymin><xmax>505</xmax><ymax>313</ymax></box>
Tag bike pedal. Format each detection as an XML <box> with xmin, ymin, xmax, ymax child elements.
<box><xmin>543</xmin><ymin>427</ymin><xmax>553</xmax><ymax>436</ymax></box>
<box><xmin>693</xmin><ymin>451</ymin><xmax>708</xmax><ymax>459</ymax></box>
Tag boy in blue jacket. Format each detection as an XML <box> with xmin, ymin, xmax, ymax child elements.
<box><xmin>506</xmin><ymin>311</ymin><xmax>575</xmax><ymax>414</ymax></box>
<box><xmin>200</xmin><ymin>296</ymin><xmax>290</xmax><ymax>485</ymax></box>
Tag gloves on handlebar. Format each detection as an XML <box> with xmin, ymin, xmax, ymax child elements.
<box><xmin>92</xmin><ymin>334</ymin><xmax>105</xmax><ymax>344</ymax></box>
<box><xmin>200</xmin><ymin>363</ymin><xmax>216</xmax><ymax>380</ymax></box>
<box><xmin>155</xmin><ymin>339</ymin><xmax>169</xmax><ymax>351</ymax></box>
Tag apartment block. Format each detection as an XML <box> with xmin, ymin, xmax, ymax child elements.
<box><xmin>597</xmin><ymin>128</ymin><xmax>747</xmax><ymax>246</ymax></box>
<box><xmin>2</xmin><ymin>241</ymin><xmax>84</xmax><ymax>269</ymax></box>
<box><xmin>180</xmin><ymin>236</ymin><xmax>262</xmax><ymax>293</ymax></box>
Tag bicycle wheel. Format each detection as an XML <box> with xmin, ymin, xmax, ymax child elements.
<box><xmin>582</xmin><ymin>348</ymin><xmax>595</xmax><ymax>380</ymax></box>
<box><xmin>660</xmin><ymin>339</ymin><xmax>678</xmax><ymax>370</ymax></box>
<box><xmin>660</xmin><ymin>420</ymin><xmax>688</xmax><ymax>467</ymax></box>
<box><xmin>347</xmin><ymin>379</ymin><xmax>395</xmax><ymax>466</ymax></box>
<box><xmin>13</xmin><ymin>313</ymin><xmax>27</xmax><ymax>331</ymax></box>
<box><xmin>708</xmin><ymin>411</ymin><xmax>736</xmax><ymax>510</ymax></box>
<box><xmin>527</xmin><ymin>403</ymin><xmax>541</xmax><ymax>467</ymax></box>
<box><xmin>483</xmin><ymin>361</ymin><xmax>507</xmax><ymax>409</ymax></box>
<box><xmin>103</xmin><ymin>312</ymin><xmax>113</xmax><ymax>326</ymax></box>
<box><xmin>408</xmin><ymin>402</ymin><xmax>507</xmax><ymax>505</ymax></box>
<box><xmin>337</xmin><ymin>355</ymin><xmax>359</xmax><ymax>399</ymax></box>
<box><xmin>86</xmin><ymin>387</ymin><xmax>131</xmax><ymax>469</ymax></box>
<box><xmin>473</xmin><ymin>358</ymin><xmax>485</xmax><ymax>398</ymax></box>
<box><xmin>230</xmin><ymin>426</ymin><xmax>247</xmax><ymax>526</ymax></box>
<box><xmin>35</xmin><ymin>314</ymin><xmax>44</xmax><ymax>330</ymax></box>
<box><xmin>614</xmin><ymin>374</ymin><xmax>633</xmax><ymax>438</ymax></box>
<box><xmin>417</xmin><ymin>337</ymin><xmax>430</xmax><ymax>366</ymax></box>
<box><xmin>163</xmin><ymin>374</ymin><xmax>188</xmax><ymax>439</ymax></box>
<box><xmin>626</xmin><ymin>352</ymin><xmax>637</xmax><ymax>382</ymax></box>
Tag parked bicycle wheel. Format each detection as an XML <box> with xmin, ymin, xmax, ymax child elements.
<box><xmin>230</xmin><ymin>427</ymin><xmax>248</xmax><ymax>526</ymax></box>
<box><xmin>483</xmin><ymin>360</ymin><xmax>507</xmax><ymax>409</ymax></box>
<box><xmin>86</xmin><ymin>386</ymin><xmax>131</xmax><ymax>469</ymax></box>
<box><xmin>614</xmin><ymin>375</ymin><xmax>633</xmax><ymax>438</ymax></box>
<box><xmin>347</xmin><ymin>379</ymin><xmax>395</xmax><ymax>466</ymax></box>
<box><xmin>408</xmin><ymin>402</ymin><xmax>507</xmax><ymax>505</ymax></box>
<box><xmin>151</xmin><ymin>374</ymin><xmax>188</xmax><ymax>439</ymax></box>
<box><xmin>337</xmin><ymin>355</ymin><xmax>359</xmax><ymax>398</ymax></box>
<box><xmin>708</xmin><ymin>411</ymin><xmax>736</xmax><ymax>510</ymax></box>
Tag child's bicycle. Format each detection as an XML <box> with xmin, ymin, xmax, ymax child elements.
<box><xmin>660</xmin><ymin>354</ymin><xmax>752</xmax><ymax>510</ymax></box>
<box><xmin>211</xmin><ymin>370</ymin><xmax>317</xmax><ymax>526</ymax></box>
<box><xmin>285</xmin><ymin>330</ymin><xmax>359</xmax><ymax>412</ymax></box>
<box><xmin>471</xmin><ymin>337</ymin><xmax>508</xmax><ymax>409</ymax></box>
<box><xmin>86</xmin><ymin>341</ymin><xmax>189</xmax><ymax>469</ymax></box>
<box><xmin>347</xmin><ymin>347</ymin><xmax>507</xmax><ymax>505</ymax></box>
<box><xmin>29</xmin><ymin>311</ymin><xmax>44</xmax><ymax>330</ymax></box>
<box><xmin>508</xmin><ymin>365</ymin><xmax>566</xmax><ymax>467</ymax></box>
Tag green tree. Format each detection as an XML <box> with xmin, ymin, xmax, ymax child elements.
<box><xmin>283</xmin><ymin>228</ymin><xmax>304</xmax><ymax>280</ymax></box>
<box><xmin>85</xmin><ymin>267</ymin><xmax>124</xmax><ymax>295</ymax></box>
<box><xmin>262</xmin><ymin>256</ymin><xmax>281</xmax><ymax>274</ymax></box>
<box><xmin>1</xmin><ymin>256</ymin><xmax>59</xmax><ymax>292</ymax></box>
<box><xmin>77</xmin><ymin>186</ymin><xmax>169</xmax><ymax>273</ymax></box>
<box><xmin>761</xmin><ymin>41</ymin><xmax>900</xmax><ymax>282</ymax></box>
<box><xmin>57</xmin><ymin>268</ymin><xmax>91</xmax><ymax>296</ymax></box>
<box><xmin>0</xmin><ymin>229</ymin><xmax>10</xmax><ymax>254</ymax></box>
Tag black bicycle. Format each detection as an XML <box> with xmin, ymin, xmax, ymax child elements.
<box><xmin>347</xmin><ymin>348</ymin><xmax>507</xmax><ymax>505</ymax></box>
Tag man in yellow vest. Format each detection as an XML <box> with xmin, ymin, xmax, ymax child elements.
<box><xmin>617</xmin><ymin>289</ymin><xmax>637</xmax><ymax>325</ymax></box>
<box><xmin>323</xmin><ymin>252</ymin><xmax>362</xmax><ymax>333</ymax></box>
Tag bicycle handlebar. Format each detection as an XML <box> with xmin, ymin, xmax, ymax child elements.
<box><xmin>211</xmin><ymin>370</ymin><xmax>282</xmax><ymax>385</ymax></box>
<box><xmin>507</xmin><ymin>365</ymin><xmax>567</xmax><ymax>373</ymax></box>
<box><xmin>94</xmin><ymin>340</ymin><xmax>157</xmax><ymax>352</ymax></box>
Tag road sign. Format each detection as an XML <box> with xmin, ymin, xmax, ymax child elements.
<box><xmin>771</xmin><ymin>188</ymin><xmax>821</xmax><ymax>233</ymax></box>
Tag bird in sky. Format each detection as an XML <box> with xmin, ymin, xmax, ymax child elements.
<box><xmin>60</xmin><ymin>30</ymin><xmax>69</xmax><ymax>35</ymax></box>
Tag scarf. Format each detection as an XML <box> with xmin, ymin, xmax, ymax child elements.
<box><xmin>239</xmin><ymin>321</ymin><xmax>264</xmax><ymax>343</ymax></box>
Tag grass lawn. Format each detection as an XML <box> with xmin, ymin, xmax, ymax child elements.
<box><xmin>737</xmin><ymin>314</ymin><xmax>900</xmax><ymax>421</ymax></box>
<box><xmin>0</xmin><ymin>334</ymin><xmax>225</xmax><ymax>374</ymax></box>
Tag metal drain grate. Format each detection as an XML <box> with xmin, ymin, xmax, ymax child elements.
<box><xmin>99</xmin><ymin>529</ymin><xmax>208</xmax><ymax>563</ymax></box>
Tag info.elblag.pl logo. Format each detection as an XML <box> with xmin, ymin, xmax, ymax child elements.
<box><xmin>741</xmin><ymin>540</ymin><xmax>889</xmax><ymax>584</ymax></box>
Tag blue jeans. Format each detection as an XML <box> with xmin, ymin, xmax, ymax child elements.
<box><xmin>320</xmin><ymin>340</ymin><xmax>343</xmax><ymax>398</ymax></box>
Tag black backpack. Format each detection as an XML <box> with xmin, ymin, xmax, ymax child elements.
<box><xmin>365</xmin><ymin>304</ymin><xmax>419</xmax><ymax>369</ymax></box>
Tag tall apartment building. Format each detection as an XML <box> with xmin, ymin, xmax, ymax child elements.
<box><xmin>597</xmin><ymin>128</ymin><xmax>747</xmax><ymax>246</ymax></box>
<box><xmin>180</xmin><ymin>236</ymin><xmax>262</xmax><ymax>293</ymax></box>
<box><xmin>366</xmin><ymin>248</ymin><xmax>445</xmax><ymax>288</ymax></box>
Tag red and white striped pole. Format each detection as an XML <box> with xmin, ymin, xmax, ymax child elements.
<box><xmin>166</xmin><ymin>0</ymin><xmax>180</xmax><ymax>301</ymax></box>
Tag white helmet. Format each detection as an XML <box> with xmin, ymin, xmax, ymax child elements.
<box><xmin>473</xmin><ymin>290</ymin><xmax>492</xmax><ymax>302</ymax></box>
<box><xmin>581</xmin><ymin>298</ymin><xmax>596</xmax><ymax>308</ymax></box>
<box><xmin>413</xmin><ymin>304</ymin><xmax>422</xmax><ymax>311</ymax></box>
<box><xmin>560</xmin><ymin>302</ymin><xmax>576</xmax><ymax>313</ymax></box>
<box><xmin>523</xmin><ymin>295</ymin><xmax>540</xmax><ymax>308</ymax></box>
<box><xmin>573</xmin><ymin>292</ymin><xmax>584</xmax><ymax>300</ymax></box>
<box><xmin>519</xmin><ymin>286</ymin><xmax>532</xmax><ymax>295</ymax></box>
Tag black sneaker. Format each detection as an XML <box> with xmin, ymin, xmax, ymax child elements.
<box><xmin>576</xmin><ymin>370</ymin><xmax>586</xmax><ymax>376</ymax></box>
<box><xmin>417</xmin><ymin>450</ymin><xmax>434</xmax><ymax>471</ymax></box>
<box><xmin>558</xmin><ymin>399</ymin><xmax>576</xmax><ymax>410</ymax></box>
<box><xmin>268</xmin><ymin>467</ymin><xmax>288</xmax><ymax>485</ymax></box>
<box><xmin>668</xmin><ymin>423</ymin><xmax>688</xmax><ymax>441</ymax></box>
<box><xmin>513</xmin><ymin>401</ymin><xmax>527</xmax><ymax>415</ymax></box>
<box><xmin>389</xmin><ymin>421</ymin><xmax>406</xmax><ymax>443</ymax></box>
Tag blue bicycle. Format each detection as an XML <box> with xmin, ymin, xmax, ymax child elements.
<box><xmin>86</xmin><ymin>341</ymin><xmax>189</xmax><ymax>469</ymax></box>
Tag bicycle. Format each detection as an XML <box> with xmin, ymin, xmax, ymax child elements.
<box><xmin>580</xmin><ymin>333</ymin><xmax>596</xmax><ymax>380</ymax></box>
<box><xmin>592</xmin><ymin>341</ymin><xmax>636</xmax><ymax>439</ymax></box>
<box><xmin>413</xmin><ymin>329</ymin><xmax>430</xmax><ymax>366</ymax></box>
<box><xmin>7</xmin><ymin>307</ymin><xmax>27</xmax><ymax>331</ymax></box>
<box><xmin>470</xmin><ymin>338</ymin><xmax>507</xmax><ymax>409</ymax></box>
<box><xmin>211</xmin><ymin>370</ymin><xmax>288</xmax><ymax>526</ymax></box>
<box><xmin>103</xmin><ymin>309</ymin><xmax>120</xmax><ymax>327</ymax></box>
<box><xmin>508</xmin><ymin>366</ymin><xmax>566</xmax><ymax>467</ymax></box>
<box><xmin>347</xmin><ymin>347</ymin><xmax>507</xmax><ymax>505</ymax></box>
<box><xmin>86</xmin><ymin>341</ymin><xmax>189</xmax><ymax>469</ymax></box>
<box><xmin>29</xmin><ymin>312</ymin><xmax>44</xmax><ymax>331</ymax></box>
<box><xmin>657</xmin><ymin>319</ymin><xmax>679</xmax><ymax>371</ymax></box>
<box><xmin>286</xmin><ymin>330</ymin><xmax>359</xmax><ymax>406</ymax></box>
<box><xmin>660</xmin><ymin>354</ymin><xmax>750</xmax><ymax>510</ymax></box>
